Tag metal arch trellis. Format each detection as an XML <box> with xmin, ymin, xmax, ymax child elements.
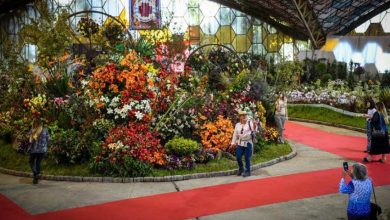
<box><xmin>67</xmin><ymin>10</ymin><xmax>133</xmax><ymax>40</ymax></box>
<box><xmin>66</xmin><ymin>10</ymin><xmax>135</xmax><ymax>59</ymax></box>
<box><xmin>184</xmin><ymin>43</ymin><xmax>245</xmax><ymax>71</ymax></box>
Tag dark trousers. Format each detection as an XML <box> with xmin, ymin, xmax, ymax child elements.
<box><xmin>366</xmin><ymin>120</ymin><xmax>372</xmax><ymax>151</ymax></box>
<box><xmin>29</xmin><ymin>153</ymin><xmax>44</xmax><ymax>177</ymax></box>
<box><xmin>236</xmin><ymin>143</ymin><xmax>252</xmax><ymax>173</ymax></box>
<box><xmin>347</xmin><ymin>214</ymin><xmax>369</xmax><ymax>220</ymax></box>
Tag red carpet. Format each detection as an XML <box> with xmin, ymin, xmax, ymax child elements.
<box><xmin>0</xmin><ymin>194</ymin><xmax>31</xmax><ymax>220</ymax></box>
<box><xmin>285</xmin><ymin>122</ymin><xmax>367</xmax><ymax>161</ymax></box>
<box><xmin>1</xmin><ymin>121</ymin><xmax>389</xmax><ymax>220</ymax></box>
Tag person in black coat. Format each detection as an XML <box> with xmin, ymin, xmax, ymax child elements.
<box><xmin>363</xmin><ymin>102</ymin><xmax>390</xmax><ymax>163</ymax></box>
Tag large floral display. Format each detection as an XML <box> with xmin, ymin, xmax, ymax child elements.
<box><xmin>0</xmin><ymin>10</ymin><xmax>280</xmax><ymax>177</ymax></box>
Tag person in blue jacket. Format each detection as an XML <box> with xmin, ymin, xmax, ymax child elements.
<box><xmin>28</xmin><ymin>120</ymin><xmax>50</xmax><ymax>184</ymax></box>
<box><xmin>339</xmin><ymin>163</ymin><xmax>372</xmax><ymax>220</ymax></box>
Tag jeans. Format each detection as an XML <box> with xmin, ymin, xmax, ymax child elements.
<box><xmin>275</xmin><ymin>114</ymin><xmax>286</xmax><ymax>142</ymax></box>
<box><xmin>236</xmin><ymin>143</ymin><xmax>252</xmax><ymax>173</ymax></box>
<box><xmin>29</xmin><ymin>153</ymin><xmax>44</xmax><ymax>177</ymax></box>
<box><xmin>366</xmin><ymin>120</ymin><xmax>372</xmax><ymax>151</ymax></box>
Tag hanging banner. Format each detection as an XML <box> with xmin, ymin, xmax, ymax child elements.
<box><xmin>130</xmin><ymin>0</ymin><xmax>160</xmax><ymax>29</ymax></box>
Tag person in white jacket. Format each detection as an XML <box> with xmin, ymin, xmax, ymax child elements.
<box><xmin>231</xmin><ymin>110</ymin><xmax>257</xmax><ymax>177</ymax></box>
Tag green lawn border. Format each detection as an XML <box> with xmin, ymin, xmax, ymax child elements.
<box><xmin>0</xmin><ymin>143</ymin><xmax>297</xmax><ymax>183</ymax></box>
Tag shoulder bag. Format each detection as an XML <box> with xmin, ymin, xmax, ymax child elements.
<box><xmin>248</xmin><ymin>121</ymin><xmax>258</xmax><ymax>144</ymax></box>
<box><xmin>370</xmin><ymin>181</ymin><xmax>382</xmax><ymax>220</ymax></box>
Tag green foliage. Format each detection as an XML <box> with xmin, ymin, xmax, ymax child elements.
<box><xmin>165</xmin><ymin>137</ymin><xmax>200</xmax><ymax>156</ymax></box>
<box><xmin>134</xmin><ymin>38</ymin><xmax>156</xmax><ymax>57</ymax></box>
<box><xmin>379</xmin><ymin>88</ymin><xmax>390</xmax><ymax>108</ymax></box>
<box><xmin>103</xmin><ymin>21</ymin><xmax>126</xmax><ymax>46</ymax></box>
<box><xmin>271</xmin><ymin>61</ymin><xmax>303</xmax><ymax>91</ymax></box>
<box><xmin>381</xmin><ymin>73</ymin><xmax>390</xmax><ymax>88</ymax></box>
<box><xmin>45</xmin><ymin>74</ymin><xmax>70</xmax><ymax>98</ymax></box>
<box><xmin>48</xmin><ymin>125</ymin><xmax>90</xmax><ymax>164</ymax></box>
<box><xmin>337</xmin><ymin>63</ymin><xmax>348</xmax><ymax>79</ymax></box>
<box><xmin>321</xmin><ymin>73</ymin><xmax>332</xmax><ymax>83</ymax></box>
<box><xmin>90</xmin><ymin>155</ymin><xmax>152</xmax><ymax>177</ymax></box>
<box><xmin>315</xmin><ymin>62</ymin><xmax>327</xmax><ymax>76</ymax></box>
<box><xmin>0</xmin><ymin>39</ymin><xmax>35</xmax><ymax>111</ymax></box>
<box><xmin>18</xmin><ymin>4</ymin><xmax>73</xmax><ymax>69</ymax></box>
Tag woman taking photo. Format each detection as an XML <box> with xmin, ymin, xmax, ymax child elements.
<box><xmin>363</xmin><ymin>102</ymin><xmax>390</xmax><ymax>163</ymax></box>
<box><xmin>28</xmin><ymin>120</ymin><xmax>50</xmax><ymax>184</ymax></box>
<box><xmin>275</xmin><ymin>93</ymin><xmax>288</xmax><ymax>143</ymax></box>
<box><xmin>339</xmin><ymin>163</ymin><xmax>372</xmax><ymax>220</ymax></box>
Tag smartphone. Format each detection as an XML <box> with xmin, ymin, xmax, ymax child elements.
<box><xmin>343</xmin><ymin>162</ymin><xmax>349</xmax><ymax>171</ymax></box>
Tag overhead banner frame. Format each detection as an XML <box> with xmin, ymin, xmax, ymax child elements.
<box><xmin>130</xmin><ymin>0</ymin><xmax>161</xmax><ymax>30</ymax></box>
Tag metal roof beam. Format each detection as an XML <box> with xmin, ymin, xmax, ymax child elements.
<box><xmin>336</xmin><ymin>1</ymin><xmax>390</xmax><ymax>35</ymax></box>
<box><xmin>210</xmin><ymin>0</ymin><xmax>309</xmax><ymax>40</ymax></box>
<box><xmin>291</xmin><ymin>0</ymin><xmax>326</xmax><ymax>49</ymax></box>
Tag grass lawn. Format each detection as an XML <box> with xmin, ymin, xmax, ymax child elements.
<box><xmin>288</xmin><ymin>105</ymin><xmax>366</xmax><ymax>129</ymax></box>
<box><xmin>153</xmin><ymin>143</ymin><xmax>292</xmax><ymax>176</ymax></box>
<box><xmin>0</xmin><ymin>139</ymin><xmax>291</xmax><ymax>177</ymax></box>
<box><xmin>0</xmin><ymin>140</ymin><xmax>91</xmax><ymax>176</ymax></box>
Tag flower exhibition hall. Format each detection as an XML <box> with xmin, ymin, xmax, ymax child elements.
<box><xmin>0</xmin><ymin>0</ymin><xmax>390</xmax><ymax>219</ymax></box>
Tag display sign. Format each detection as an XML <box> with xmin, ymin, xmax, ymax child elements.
<box><xmin>130</xmin><ymin>0</ymin><xmax>160</xmax><ymax>29</ymax></box>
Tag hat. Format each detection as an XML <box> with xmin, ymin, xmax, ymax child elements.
<box><xmin>238</xmin><ymin>110</ymin><xmax>248</xmax><ymax>115</ymax></box>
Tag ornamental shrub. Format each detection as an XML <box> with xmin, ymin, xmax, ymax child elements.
<box><xmin>165</xmin><ymin>137</ymin><xmax>200</xmax><ymax>156</ymax></box>
<box><xmin>90</xmin><ymin>154</ymin><xmax>152</xmax><ymax>177</ymax></box>
<box><xmin>49</xmin><ymin>127</ymin><xmax>89</xmax><ymax>164</ymax></box>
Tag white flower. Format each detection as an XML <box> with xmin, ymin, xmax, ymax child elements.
<box><xmin>81</xmin><ymin>80</ymin><xmax>88</xmax><ymax>87</ymax></box>
<box><xmin>135</xmin><ymin>111</ymin><xmax>144</xmax><ymax>120</ymax></box>
<box><xmin>107</xmin><ymin>108</ymin><xmax>113</xmax><ymax>114</ymax></box>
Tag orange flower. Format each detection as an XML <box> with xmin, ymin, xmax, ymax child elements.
<box><xmin>199</xmin><ymin>115</ymin><xmax>234</xmax><ymax>152</ymax></box>
<box><xmin>97</xmin><ymin>102</ymin><xmax>104</xmax><ymax>109</ymax></box>
<box><xmin>199</xmin><ymin>115</ymin><xmax>207</xmax><ymax>121</ymax></box>
<box><xmin>109</xmin><ymin>84</ymin><xmax>119</xmax><ymax>93</ymax></box>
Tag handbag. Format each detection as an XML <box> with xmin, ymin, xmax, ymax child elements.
<box><xmin>372</xmin><ymin>113</ymin><xmax>387</xmax><ymax>138</ymax></box>
<box><xmin>248</xmin><ymin>121</ymin><xmax>258</xmax><ymax>144</ymax></box>
<box><xmin>371</xmin><ymin>128</ymin><xmax>385</xmax><ymax>138</ymax></box>
<box><xmin>370</xmin><ymin>181</ymin><xmax>382</xmax><ymax>220</ymax></box>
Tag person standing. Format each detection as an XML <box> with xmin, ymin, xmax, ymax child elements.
<box><xmin>28</xmin><ymin>120</ymin><xmax>50</xmax><ymax>184</ymax></box>
<box><xmin>231</xmin><ymin>111</ymin><xmax>257</xmax><ymax>177</ymax></box>
<box><xmin>275</xmin><ymin>93</ymin><xmax>288</xmax><ymax>143</ymax></box>
<box><xmin>339</xmin><ymin>163</ymin><xmax>372</xmax><ymax>220</ymax></box>
<box><xmin>364</xmin><ymin>102</ymin><xmax>390</xmax><ymax>163</ymax></box>
<box><xmin>364</xmin><ymin>99</ymin><xmax>376</xmax><ymax>153</ymax></box>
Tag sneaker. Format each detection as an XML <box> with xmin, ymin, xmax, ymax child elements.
<box><xmin>242</xmin><ymin>172</ymin><xmax>251</xmax><ymax>178</ymax></box>
<box><xmin>33</xmin><ymin>177</ymin><xmax>38</xmax><ymax>184</ymax></box>
<box><xmin>237</xmin><ymin>170</ymin><xmax>243</xmax><ymax>176</ymax></box>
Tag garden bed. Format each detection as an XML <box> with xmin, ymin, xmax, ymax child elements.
<box><xmin>0</xmin><ymin>140</ymin><xmax>294</xmax><ymax>182</ymax></box>
<box><xmin>288</xmin><ymin>105</ymin><xmax>365</xmax><ymax>129</ymax></box>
